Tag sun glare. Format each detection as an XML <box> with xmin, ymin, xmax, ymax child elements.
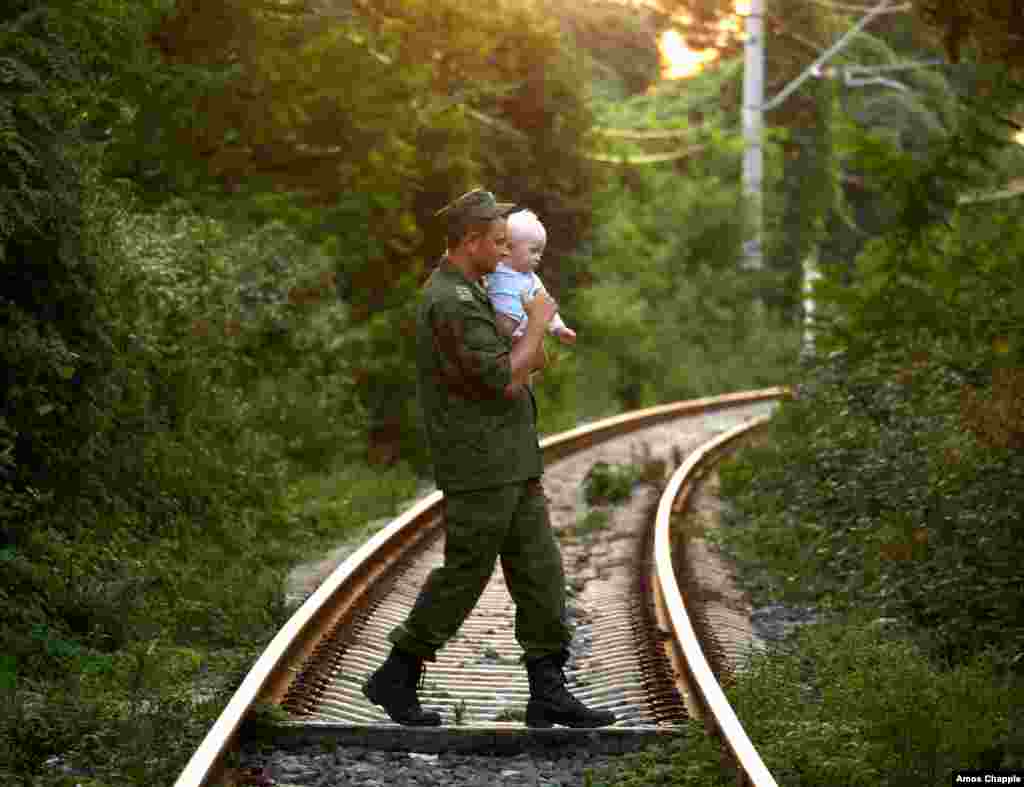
<box><xmin>658</xmin><ymin>0</ymin><xmax>746</xmax><ymax>81</ymax></box>
<box><xmin>659</xmin><ymin>29</ymin><xmax>719</xmax><ymax>80</ymax></box>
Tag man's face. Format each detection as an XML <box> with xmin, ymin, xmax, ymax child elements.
<box><xmin>503</xmin><ymin>235</ymin><xmax>545</xmax><ymax>274</ymax></box>
<box><xmin>468</xmin><ymin>218</ymin><xmax>510</xmax><ymax>277</ymax></box>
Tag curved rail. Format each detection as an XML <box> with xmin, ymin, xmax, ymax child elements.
<box><xmin>653</xmin><ymin>415</ymin><xmax>778</xmax><ymax>787</ymax></box>
<box><xmin>174</xmin><ymin>387</ymin><xmax>786</xmax><ymax>787</ymax></box>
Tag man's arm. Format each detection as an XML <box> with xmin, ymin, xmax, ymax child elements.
<box><xmin>429</xmin><ymin>292</ymin><xmax>554</xmax><ymax>401</ymax></box>
<box><xmin>496</xmin><ymin>313</ymin><xmax>547</xmax><ymax>374</ymax></box>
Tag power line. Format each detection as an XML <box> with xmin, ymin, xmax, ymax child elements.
<box><xmin>586</xmin><ymin>145</ymin><xmax>707</xmax><ymax>164</ymax></box>
<box><xmin>801</xmin><ymin>0</ymin><xmax>911</xmax><ymax>13</ymax></box>
<box><xmin>760</xmin><ymin>0</ymin><xmax>898</xmax><ymax>112</ymax></box>
<box><xmin>593</xmin><ymin>127</ymin><xmax>700</xmax><ymax>139</ymax></box>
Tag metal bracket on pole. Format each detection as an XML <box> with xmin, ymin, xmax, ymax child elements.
<box><xmin>840</xmin><ymin>59</ymin><xmax>947</xmax><ymax>91</ymax></box>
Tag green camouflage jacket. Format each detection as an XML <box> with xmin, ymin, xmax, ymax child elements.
<box><xmin>416</xmin><ymin>260</ymin><xmax>543</xmax><ymax>492</ymax></box>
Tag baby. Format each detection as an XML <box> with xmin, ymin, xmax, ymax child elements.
<box><xmin>486</xmin><ymin>209</ymin><xmax>577</xmax><ymax>345</ymax></box>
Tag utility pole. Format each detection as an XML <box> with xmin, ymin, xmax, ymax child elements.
<box><xmin>743</xmin><ymin>0</ymin><xmax>898</xmax><ymax>275</ymax></box>
<box><xmin>741</xmin><ymin>0</ymin><xmax>765</xmax><ymax>273</ymax></box>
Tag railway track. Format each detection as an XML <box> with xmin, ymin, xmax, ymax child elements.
<box><xmin>175</xmin><ymin>388</ymin><xmax>787</xmax><ymax>787</ymax></box>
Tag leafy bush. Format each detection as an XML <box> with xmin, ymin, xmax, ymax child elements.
<box><xmin>717</xmin><ymin>350</ymin><xmax>1024</xmax><ymax>667</ymax></box>
<box><xmin>562</xmin><ymin>509</ymin><xmax>612</xmax><ymax>541</ymax></box>
<box><xmin>583</xmin><ymin>461</ymin><xmax>643</xmax><ymax>505</ymax></box>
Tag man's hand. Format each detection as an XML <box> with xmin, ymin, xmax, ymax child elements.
<box><xmin>522</xmin><ymin>290</ymin><xmax>558</xmax><ymax>327</ymax></box>
<box><xmin>505</xmin><ymin>291</ymin><xmax>556</xmax><ymax>397</ymax></box>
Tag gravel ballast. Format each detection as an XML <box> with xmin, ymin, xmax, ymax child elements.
<box><xmin>236</xmin><ymin>740</ymin><xmax>630</xmax><ymax>787</ymax></box>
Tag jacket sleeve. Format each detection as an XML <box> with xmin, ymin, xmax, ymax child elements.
<box><xmin>429</xmin><ymin>296</ymin><xmax>511</xmax><ymax>399</ymax></box>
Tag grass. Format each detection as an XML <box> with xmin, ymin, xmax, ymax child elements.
<box><xmin>563</xmin><ymin>509</ymin><xmax>612</xmax><ymax>540</ymax></box>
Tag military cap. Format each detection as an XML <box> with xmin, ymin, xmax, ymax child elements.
<box><xmin>435</xmin><ymin>188</ymin><xmax>517</xmax><ymax>234</ymax></box>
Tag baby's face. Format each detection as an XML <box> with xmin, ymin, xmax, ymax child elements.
<box><xmin>504</xmin><ymin>236</ymin><xmax>545</xmax><ymax>273</ymax></box>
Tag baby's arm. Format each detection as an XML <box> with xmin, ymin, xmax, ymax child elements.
<box><xmin>532</xmin><ymin>274</ymin><xmax>576</xmax><ymax>345</ymax></box>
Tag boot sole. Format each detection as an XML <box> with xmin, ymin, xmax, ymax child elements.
<box><xmin>363</xmin><ymin>679</ymin><xmax>442</xmax><ymax>727</ymax></box>
<box><xmin>525</xmin><ymin>703</ymin><xmax>616</xmax><ymax>729</ymax></box>
<box><xmin>525</xmin><ymin>716</ymin><xmax>617</xmax><ymax>728</ymax></box>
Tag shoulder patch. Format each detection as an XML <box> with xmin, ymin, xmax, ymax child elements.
<box><xmin>455</xmin><ymin>285</ymin><xmax>474</xmax><ymax>302</ymax></box>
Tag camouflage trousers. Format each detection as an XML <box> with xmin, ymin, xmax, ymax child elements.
<box><xmin>388</xmin><ymin>478</ymin><xmax>571</xmax><ymax>662</ymax></box>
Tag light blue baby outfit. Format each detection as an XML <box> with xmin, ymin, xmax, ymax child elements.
<box><xmin>486</xmin><ymin>263</ymin><xmax>567</xmax><ymax>338</ymax></box>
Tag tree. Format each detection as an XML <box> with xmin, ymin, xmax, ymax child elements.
<box><xmin>551</xmin><ymin>0</ymin><xmax>668</xmax><ymax>97</ymax></box>
<box><xmin>916</xmin><ymin>0</ymin><xmax>1024</xmax><ymax>76</ymax></box>
<box><xmin>1</xmin><ymin>0</ymin><xmax>171</xmax><ymax>538</ymax></box>
<box><xmin>134</xmin><ymin>0</ymin><xmax>601</xmax><ymax>464</ymax></box>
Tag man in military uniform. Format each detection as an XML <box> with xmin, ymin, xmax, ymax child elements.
<box><xmin>362</xmin><ymin>188</ymin><xmax>616</xmax><ymax>729</ymax></box>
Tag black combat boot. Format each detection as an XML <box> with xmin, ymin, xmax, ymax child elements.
<box><xmin>525</xmin><ymin>649</ymin><xmax>616</xmax><ymax>728</ymax></box>
<box><xmin>362</xmin><ymin>646</ymin><xmax>442</xmax><ymax>726</ymax></box>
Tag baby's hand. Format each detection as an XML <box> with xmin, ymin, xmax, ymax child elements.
<box><xmin>522</xmin><ymin>290</ymin><xmax>558</xmax><ymax>326</ymax></box>
<box><xmin>553</xmin><ymin>326</ymin><xmax>577</xmax><ymax>345</ymax></box>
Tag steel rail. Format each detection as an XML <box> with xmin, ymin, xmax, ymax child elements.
<box><xmin>653</xmin><ymin>414</ymin><xmax>779</xmax><ymax>787</ymax></box>
<box><xmin>174</xmin><ymin>386</ymin><xmax>787</xmax><ymax>787</ymax></box>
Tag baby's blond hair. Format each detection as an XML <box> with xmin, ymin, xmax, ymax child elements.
<box><xmin>506</xmin><ymin>209</ymin><xmax>547</xmax><ymax>245</ymax></box>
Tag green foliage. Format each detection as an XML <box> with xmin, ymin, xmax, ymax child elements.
<box><xmin>566</xmin><ymin>509</ymin><xmax>612</xmax><ymax>540</ymax></box>
<box><xmin>819</xmin><ymin>62</ymin><xmax>1023</xmax><ymax>287</ymax></box>
<box><xmin>817</xmin><ymin>208</ymin><xmax>1024</xmax><ymax>368</ymax></box>
<box><xmin>129</xmin><ymin>0</ymin><xmax>603</xmax><ymax>465</ymax></box>
<box><xmin>718</xmin><ymin>351</ymin><xmax>1024</xmax><ymax>665</ymax></box>
<box><xmin>591</xmin><ymin>55</ymin><xmax>743</xmax><ymax>133</ymax></box>
<box><xmin>815</xmin><ymin>71</ymin><xmax>1024</xmax><ymax>368</ymax></box>
<box><xmin>0</xmin><ymin>2</ymin><xmax>167</xmax><ymax>560</ymax></box>
<box><xmin>1</xmin><ymin>661</ymin><xmax>231</xmax><ymax>786</ymax></box>
<box><xmin>583</xmin><ymin>461</ymin><xmax>642</xmax><ymax>505</ymax></box>
<box><xmin>569</xmin><ymin>160</ymin><xmax>799</xmax><ymax>409</ymax></box>
<box><xmin>765</xmin><ymin>78</ymin><xmax>837</xmax><ymax>317</ymax></box>
<box><xmin>917</xmin><ymin>0</ymin><xmax>1024</xmax><ymax>76</ymax></box>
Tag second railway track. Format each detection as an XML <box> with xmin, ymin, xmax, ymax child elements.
<box><xmin>176</xmin><ymin>389</ymin><xmax>786</xmax><ymax>787</ymax></box>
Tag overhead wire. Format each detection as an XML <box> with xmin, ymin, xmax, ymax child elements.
<box><xmin>800</xmin><ymin>0</ymin><xmax>911</xmax><ymax>13</ymax></box>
